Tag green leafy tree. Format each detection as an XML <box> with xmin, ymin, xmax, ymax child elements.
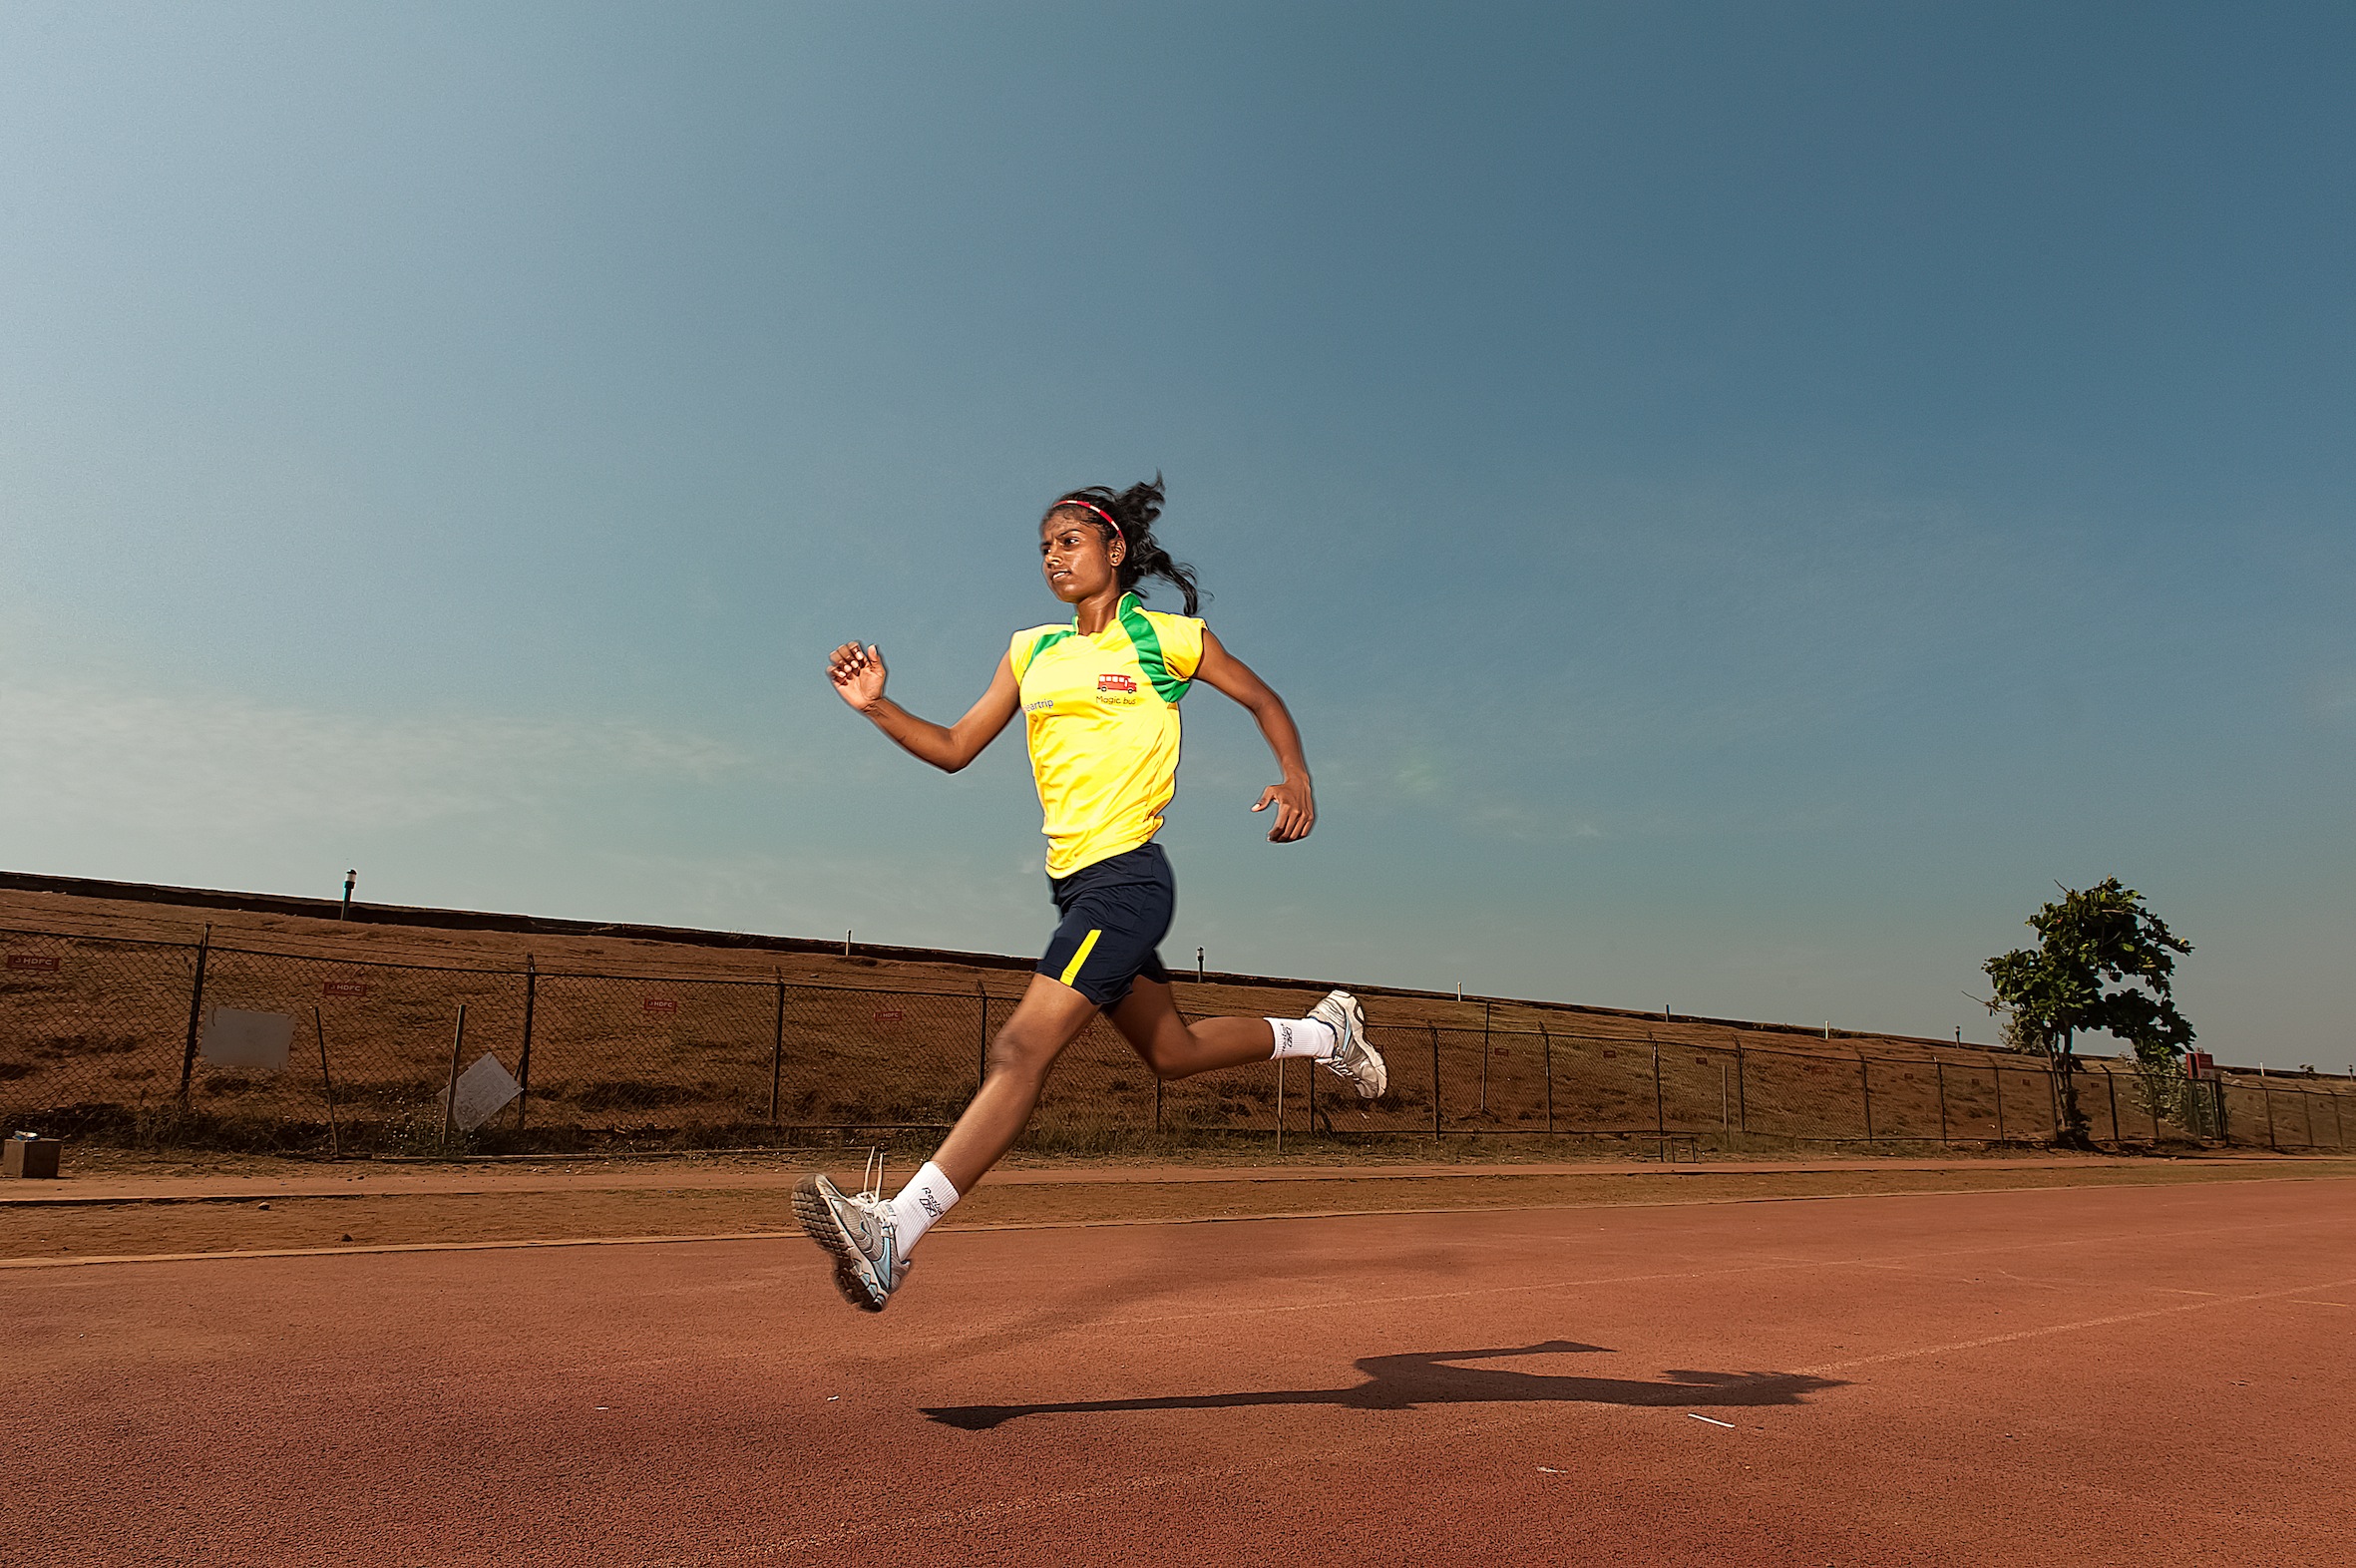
<box><xmin>1983</xmin><ymin>878</ymin><xmax>2193</xmax><ymax>1148</ymax></box>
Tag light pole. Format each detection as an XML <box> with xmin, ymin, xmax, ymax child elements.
<box><xmin>340</xmin><ymin>870</ymin><xmax>356</xmax><ymax>921</ymax></box>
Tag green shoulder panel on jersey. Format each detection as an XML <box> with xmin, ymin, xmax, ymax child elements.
<box><xmin>1118</xmin><ymin>598</ymin><xmax>1192</xmax><ymax>705</ymax></box>
<box><xmin>1020</xmin><ymin>627</ymin><xmax>1076</xmax><ymax>677</ymax></box>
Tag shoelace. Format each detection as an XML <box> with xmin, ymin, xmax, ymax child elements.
<box><xmin>855</xmin><ymin>1145</ymin><xmax>901</xmax><ymax>1281</ymax></box>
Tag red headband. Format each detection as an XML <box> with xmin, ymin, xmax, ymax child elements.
<box><xmin>1056</xmin><ymin>498</ymin><xmax>1124</xmax><ymax>543</ymax></box>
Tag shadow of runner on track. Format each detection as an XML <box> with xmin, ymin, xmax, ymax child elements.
<box><xmin>923</xmin><ymin>1340</ymin><xmax>1847</xmax><ymax>1430</ymax></box>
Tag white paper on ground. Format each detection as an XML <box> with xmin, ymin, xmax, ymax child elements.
<box><xmin>201</xmin><ymin>1008</ymin><xmax>294</xmax><ymax>1070</ymax></box>
<box><xmin>449</xmin><ymin>1052</ymin><xmax>522</xmax><ymax>1131</ymax></box>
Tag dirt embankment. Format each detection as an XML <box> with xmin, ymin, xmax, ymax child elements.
<box><xmin>2</xmin><ymin>874</ymin><xmax>2346</xmax><ymax>1156</ymax></box>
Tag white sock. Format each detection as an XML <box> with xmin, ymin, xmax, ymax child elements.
<box><xmin>887</xmin><ymin>1161</ymin><xmax>961</xmax><ymax>1251</ymax></box>
<box><xmin>1267</xmin><ymin>1015</ymin><xmax>1339</xmax><ymax>1061</ymax></box>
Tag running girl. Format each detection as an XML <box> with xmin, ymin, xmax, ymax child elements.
<box><xmin>794</xmin><ymin>477</ymin><xmax>1384</xmax><ymax>1312</ymax></box>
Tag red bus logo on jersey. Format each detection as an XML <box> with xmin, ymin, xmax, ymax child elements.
<box><xmin>1097</xmin><ymin>673</ymin><xmax>1137</xmax><ymax>693</ymax></box>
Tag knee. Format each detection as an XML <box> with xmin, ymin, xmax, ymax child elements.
<box><xmin>1134</xmin><ymin>1027</ymin><xmax>1198</xmax><ymax>1081</ymax></box>
<box><xmin>983</xmin><ymin>1027</ymin><xmax>1058</xmax><ymax>1087</ymax></box>
<box><xmin>1144</xmin><ymin>1047</ymin><xmax>1191</xmax><ymax>1083</ymax></box>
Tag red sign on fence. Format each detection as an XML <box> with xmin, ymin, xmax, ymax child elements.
<box><xmin>321</xmin><ymin>980</ymin><xmax>371</xmax><ymax>997</ymax></box>
<box><xmin>643</xmin><ymin>998</ymin><xmax>678</xmax><ymax>1014</ymax></box>
<box><xmin>5</xmin><ymin>955</ymin><xmax>60</xmax><ymax>972</ymax></box>
<box><xmin>873</xmin><ymin>1009</ymin><xmax>905</xmax><ymax>1023</ymax></box>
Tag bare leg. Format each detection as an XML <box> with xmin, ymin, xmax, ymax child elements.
<box><xmin>927</xmin><ymin>973</ymin><xmax>1100</xmax><ymax>1193</ymax></box>
<box><xmin>1109</xmin><ymin>977</ymin><xmax>1278</xmax><ymax>1080</ymax></box>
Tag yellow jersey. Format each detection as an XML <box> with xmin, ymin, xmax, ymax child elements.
<box><xmin>1008</xmin><ymin>592</ymin><xmax>1205</xmax><ymax>879</ymax></box>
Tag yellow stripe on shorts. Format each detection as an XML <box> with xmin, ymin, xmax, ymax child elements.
<box><xmin>1058</xmin><ymin>928</ymin><xmax>1102</xmax><ymax>987</ymax></box>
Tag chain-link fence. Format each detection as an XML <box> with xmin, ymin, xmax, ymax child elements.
<box><xmin>0</xmin><ymin>922</ymin><xmax>2342</xmax><ymax>1156</ymax></box>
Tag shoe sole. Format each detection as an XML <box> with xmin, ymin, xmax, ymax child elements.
<box><xmin>830</xmin><ymin>1257</ymin><xmax>877</xmax><ymax>1311</ymax></box>
<box><xmin>793</xmin><ymin>1174</ymin><xmax>890</xmax><ymax>1313</ymax></box>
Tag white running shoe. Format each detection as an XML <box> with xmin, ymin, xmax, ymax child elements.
<box><xmin>1310</xmin><ymin>989</ymin><xmax>1386</xmax><ymax>1099</ymax></box>
<box><xmin>793</xmin><ymin>1170</ymin><xmax>906</xmax><ymax>1313</ymax></box>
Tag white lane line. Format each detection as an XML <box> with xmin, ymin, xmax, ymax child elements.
<box><xmin>1798</xmin><ymin>1274</ymin><xmax>2356</xmax><ymax>1375</ymax></box>
<box><xmin>0</xmin><ymin>1230</ymin><xmax>799</xmax><ymax>1270</ymax></box>
<box><xmin>6</xmin><ymin>1179</ymin><xmax>2349</xmax><ymax>1278</ymax></box>
<box><xmin>1047</xmin><ymin>1213</ymin><xmax>2356</xmax><ymax>1335</ymax></box>
<box><xmin>626</xmin><ymin>1454</ymin><xmax>1274</xmax><ymax>1567</ymax></box>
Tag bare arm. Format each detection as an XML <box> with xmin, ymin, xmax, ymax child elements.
<box><xmin>827</xmin><ymin>642</ymin><xmax>1020</xmax><ymax>773</ymax></box>
<box><xmin>1189</xmin><ymin>629</ymin><xmax>1315</xmax><ymax>843</ymax></box>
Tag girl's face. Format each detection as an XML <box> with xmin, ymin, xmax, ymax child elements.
<box><xmin>1039</xmin><ymin>513</ymin><xmax>1124</xmax><ymax>604</ymax></box>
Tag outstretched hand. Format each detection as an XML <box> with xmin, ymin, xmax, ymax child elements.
<box><xmin>828</xmin><ymin>642</ymin><xmax>887</xmax><ymax>711</ymax></box>
<box><xmin>1251</xmin><ymin>778</ymin><xmax>1315</xmax><ymax>843</ymax></box>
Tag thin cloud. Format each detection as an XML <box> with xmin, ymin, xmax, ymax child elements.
<box><xmin>0</xmin><ymin>677</ymin><xmax>747</xmax><ymax>839</ymax></box>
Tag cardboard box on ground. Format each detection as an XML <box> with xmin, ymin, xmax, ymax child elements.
<box><xmin>5</xmin><ymin>1133</ymin><xmax>61</xmax><ymax>1178</ymax></box>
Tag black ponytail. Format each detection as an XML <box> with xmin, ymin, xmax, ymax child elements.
<box><xmin>1044</xmin><ymin>474</ymin><xmax>1202</xmax><ymax>615</ymax></box>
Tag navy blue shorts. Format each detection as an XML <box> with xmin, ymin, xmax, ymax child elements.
<box><xmin>1037</xmin><ymin>842</ymin><xmax>1174</xmax><ymax>1008</ymax></box>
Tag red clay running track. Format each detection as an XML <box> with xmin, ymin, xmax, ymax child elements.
<box><xmin>7</xmin><ymin>1176</ymin><xmax>2353</xmax><ymax>1566</ymax></box>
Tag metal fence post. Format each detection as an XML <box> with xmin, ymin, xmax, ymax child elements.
<box><xmin>976</xmin><ymin>983</ymin><xmax>989</xmax><ymax>1092</ymax></box>
<box><xmin>2262</xmin><ymin>1077</ymin><xmax>2277</xmax><ymax>1150</ymax></box>
<box><xmin>176</xmin><ymin>925</ymin><xmax>210</xmax><ymax>1106</ymax></box>
<box><xmin>1735</xmin><ymin>1038</ymin><xmax>1748</xmax><ymax>1135</ymax></box>
<box><xmin>1651</xmin><ymin>1038</ymin><xmax>1666</xmax><ymax>1159</ymax></box>
<box><xmin>313</xmin><ymin>1005</ymin><xmax>340</xmax><ymax>1159</ymax></box>
<box><xmin>1993</xmin><ymin>1062</ymin><xmax>2006</xmax><ymax>1142</ymax></box>
<box><xmin>1539</xmin><ymin>1023</ymin><xmax>1554</xmax><ymax>1135</ymax></box>
<box><xmin>516</xmin><ymin>956</ymin><xmax>538</xmax><ymax>1131</ymax></box>
<box><xmin>2105</xmin><ymin>1068</ymin><xmax>2120</xmax><ymax>1144</ymax></box>
<box><xmin>1935</xmin><ymin>1059</ymin><xmax>1949</xmax><ymax>1144</ymax></box>
<box><xmin>767</xmin><ymin>972</ymin><xmax>785</xmax><ymax>1123</ymax></box>
<box><xmin>1276</xmin><ymin>1058</ymin><xmax>1285</xmax><ymax>1157</ymax></box>
<box><xmin>1428</xmin><ymin>1025</ymin><xmax>1442</xmax><ymax>1139</ymax></box>
<box><xmin>1479</xmin><ymin>998</ymin><xmax>1491</xmax><ymax>1116</ymax></box>
<box><xmin>1859</xmin><ymin>1056</ymin><xmax>1873</xmax><ymax>1143</ymax></box>
<box><xmin>441</xmin><ymin>1004</ymin><xmax>468</xmax><ymax>1153</ymax></box>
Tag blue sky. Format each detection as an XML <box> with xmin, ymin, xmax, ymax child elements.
<box><xmin>2</xmin><ymin>2</ymin><xmax>2349</xmax><ymax>1061</ymax></box>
